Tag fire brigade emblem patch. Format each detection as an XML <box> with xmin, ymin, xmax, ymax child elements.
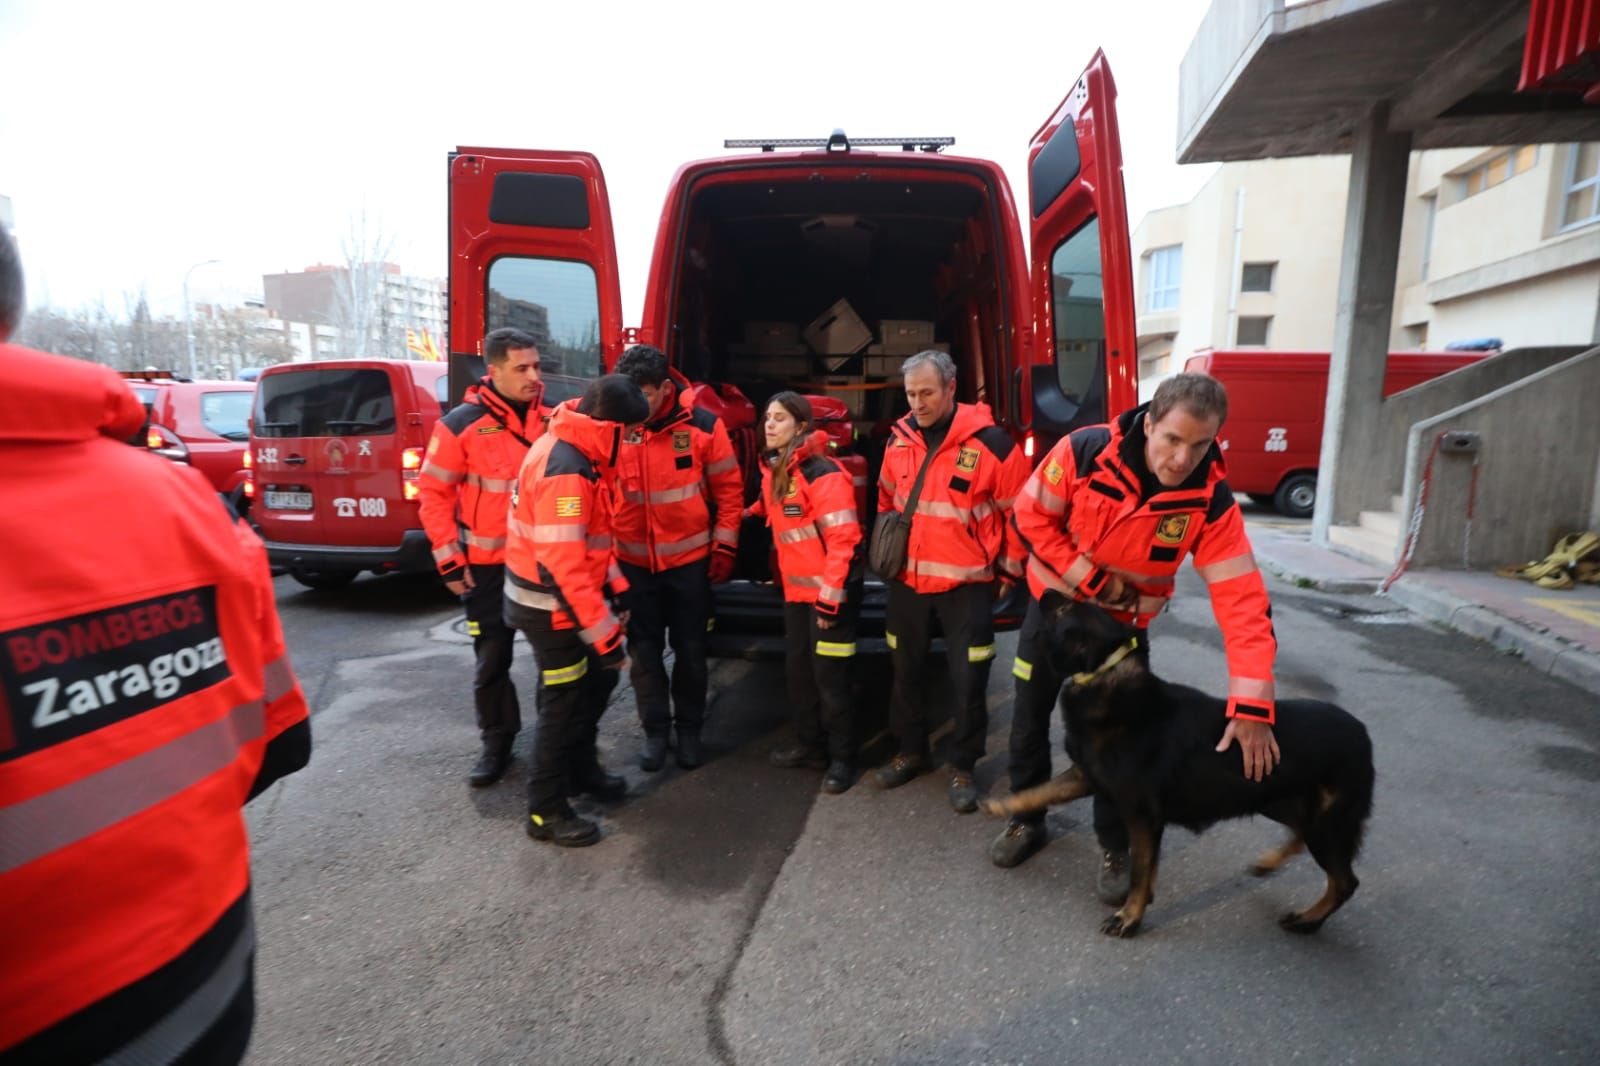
<box><xmin>1155</xmin><ymin>514</ymin><xmax>1190</xmax><ymax>545</ymax></box>
<box><xmin>785</xmin><ymin>480</ymin><xmax>799</xmax><ymax>498</ymax></box>
<box><xmin>555</xmin><ymin>496</ymin><xmax>583</xmax><ymax>518</ymax></box>
<box><xmin>1044</xmin><ymin>461</ymin><xmax>1065</xmax><ymax>485</ymax></box>
<box><xmin>426</xmin><ymin>437</ymin><xmax>439</xmax><ymax>456</ymax></box>
<box><xmin>956</xmin><ymin>447</ymin><xmax>979</xmax><ymax>472</ymax></box>
<box><xmin>673</xmin><ymin>430</ymin><xmax>691</xmax><ymax>452</ymax></box>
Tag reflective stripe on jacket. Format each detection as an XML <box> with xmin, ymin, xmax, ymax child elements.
<box><xmin>877</xmin><ymin>403</ymin><xmax>1031</xmax><ymax>593</ymax></box>
<box><xmin>1013</xmin><ymin>403</ymin><xmax>1277</xmax><ymax>723</ymax></box>
<box><xmin>503</xmin><ymin>402</ymin><xmax>628</xmax><ymax>653</ymax></box>
<box><xmin>417</xmin><ymin>377</ymin><xmax>547</xmax><ymax>572</ymax></box>
<box><xmin>612</xmin><ymin>373</ymin><xmax>742</xmax><ymax>572</ymax></box>
<box><xmin>749</xmin><ymin>431</ymin><xmax>862</xmax><ymax>608</ymax></box>
<box><xmin>0</xmin><ymin>345</ymin><xmax>312</xmax><ymax>1057</ymax></box>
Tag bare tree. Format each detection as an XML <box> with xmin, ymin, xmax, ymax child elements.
<box><xmin>332</xmin><ymin>209</ymin><xmax>401</xmax><ymax>358</ymax></box>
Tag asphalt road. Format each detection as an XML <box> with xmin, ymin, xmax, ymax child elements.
<box><xmin>244</xmin><ymin>530</ymin><xmax>1600</xmax><ymax>1065</ymax></box>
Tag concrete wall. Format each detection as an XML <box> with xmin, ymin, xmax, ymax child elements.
<box><xmin>1345</xmin><ymin>345</ymin><xmax>1591</xmax><ymax>515</ymax></box>
<box><xmin>1403</xmin><ymin>347</ymin><xmax>1600</xmax><ymax>569</ymax></box>
<box><xmin>1431</xmin><ymin>267</ymin><xmax>1600</xmax><ymax>350</ymax></box>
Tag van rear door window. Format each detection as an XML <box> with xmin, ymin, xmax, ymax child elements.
<box><xmin>1050</xmin><ymin>217</ymin><xmax>1104</xmax><ymax>403</ymax></box>
<box><xmin>486</xmin><ymin>257</ymin><xmax>602</xmax><ymax>405</ymax></box>
<box><xmin>255</xmin><ymin>369</ymin><xmax>396</xmax><ymax>438</ymax></box>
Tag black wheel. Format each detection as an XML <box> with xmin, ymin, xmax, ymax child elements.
<box><xmin>1272</xmin><ymin>473</ymin><xmax>1317</xmax><ymax>519</ymax></box>
<box><xmin>288</xmin><ymin>567</ymin><xmax>359</xmax><ymax>590</ymax></box>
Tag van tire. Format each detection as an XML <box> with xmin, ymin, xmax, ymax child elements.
<box><xmin>1273</xmin><ymin>473</ymin><xmax>1317</xmax><ymax>519</ymax></box>
<box><xmin>288</xmin><ymin>567</ymin><xmax>359</xmax><ymax>591</ymax></box>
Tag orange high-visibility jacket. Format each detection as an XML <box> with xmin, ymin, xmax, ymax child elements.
<box><xmin>0</xmin><ymin>345</ymin><xmax>311</xmax><ymax>1059</ymax></box>
<box><xmin>613</xmin><ymin>372</ymin><xmax>742</xmax><ymax>573</ymax></box>
<box><xmin>503</xmin><ymin>402</ymin><xmax>628</xmax><ymax>655</ymax></box>
<box><xmin>877</xmin><ymin>403</ymin><xmax>1031</xmax><ymax>593</ymax></box>
<box><xmin>1013</xmin><ymin>404</ymin><xmax>1277</xmax><ymax>723</ymax></box>
<box><xmin>749</xmin><ymin>431</ymin><xmax>863</xmax><ymax>613</ymax></box>
<box><xmin>417</xmin><ymin>377</ymin><xmax>548</xmax><ymax>574</ymax></box>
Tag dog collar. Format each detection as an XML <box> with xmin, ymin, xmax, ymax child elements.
<box><xmin>1067</xmin><ymin>636</ymin><xmax>1141</xmax><ymax>688</ymax></box>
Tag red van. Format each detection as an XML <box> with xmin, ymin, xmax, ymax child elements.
<box><xmin>248</xmin><ymin>359</ymin><xmax>450</xmax><ymax>588</ymax></box>
<box><xmin>445</xmin><ymin>52</ymin><xmax>1139</xmax><ymax>652</ymax></box>
<box><xmin>122</xmin><ymin>373</ymin><xmax>256</xmax><ymax>506</ymax></box>
<box><xmin>1183</xmin><ymin>349</ymin><xmax>1488</xmax><ymax>517</ymax></box>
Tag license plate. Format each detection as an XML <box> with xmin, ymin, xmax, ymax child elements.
<box><xmin>265</xmin><ymin>490</ymin><xmax>313</xmax><ymax>511</ymax></box>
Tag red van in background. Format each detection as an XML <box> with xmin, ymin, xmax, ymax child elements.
<box><xmin>248</xmin><ymin>359</ymin><xmax>450</xmax><ymax>589</ymax></box>
<box><xmin>1183</xmin><ymin>349</ymin><xmax>1489</xmax><ymax>517</ymax></box>
<box><xmin>445</xmin><ymin>51</ymin><xmax>1140</xmax><ymax>653</ymax></box>
<box><xmin>122</xmin><ymin>373</ymin><xmax>256</xmax><ymax>507</ymax></box>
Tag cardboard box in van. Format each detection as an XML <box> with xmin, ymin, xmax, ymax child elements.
<box><xmin>803</xmin><ymin>299</ymin><xmax>873</xmax><ymax>356</ymax></box>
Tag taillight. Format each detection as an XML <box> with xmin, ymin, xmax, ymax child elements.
<box><xmin>402</xmin><ymin>447</ymin><xmax>423</xmax><ymax>500</ymax></box>
<box><xmin>242</xmin><ymin>449</ymin><xmax>252</xmax><ymax>469</ymax></box>
<box><xmin>243</xmin><ymin>480</ymin><xmax>255</xmax><ymax>498</ymax></box>
<box><xmin>1024</xmin><ymin>432</ymin><xmax>1036</xmax><ymax>459</ymax></box>
<box><xmin>146</xmin><ymin>424</ymin><xmax>190</xmax><ymax>463</ymax></box>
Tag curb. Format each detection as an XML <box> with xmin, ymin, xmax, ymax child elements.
<box><xmin>1385</xmin><ymin>577</ymin><xmax>1600</xmax><ymax>698</ymax></box>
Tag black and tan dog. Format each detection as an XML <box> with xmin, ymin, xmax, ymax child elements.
<box><xmin>983</xmin><ymin>598</ymin><xmax>1374</xmax><ymax>938</ymax></box>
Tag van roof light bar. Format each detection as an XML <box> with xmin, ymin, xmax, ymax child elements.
<box><xmin>724</xmin><ymin>131</ymin><xmax>955</xmax><ymax>154</ymax></box>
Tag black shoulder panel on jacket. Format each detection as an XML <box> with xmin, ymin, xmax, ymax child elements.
<box><xmin>1206</xmin><ymin>481</ymin><xmax>1236</xmax><ymax>523</ymax></box>
<box><xmin>545</xmin><ymin>439</ymin><xmax>598</xmax><ymax>481</ymax></box>
<box><xmin>440</xmin><ymin>401</ymin><xmax>485</xmax><ymax>435</ymax></box>
<box><xmin>974</xmin><ymin>425</ymin><xmax>1015</xmax><ymax>461</ymax></box>
<box><xmin>689</xmin><ymin>406</ymin><xmax>718</xmax><ymax>434</ymax></box>
<box><xmin>800</xmin><ymin>455</ymin><xmax>843</xmax><ymax>483</ymax></box>
<box><xmin>1068</xmin><ymin>427</ymin><xmax>1112</xmax><ymax>477</ymax></box>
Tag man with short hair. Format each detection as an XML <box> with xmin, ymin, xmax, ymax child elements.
<box><xmin>417</xmin><ymin>327</ymin><xmax>548</xmax><ymax>787</ymax></box>
<box><xmin>611</xmin><ymin>344</ymin><xmax>742</xmax><ymax>771</ymax></box>
<box><xmin>873</xmin><ymin>349</ymin><xmax>1031</xmax><ymax>811</ymax></box>
<box><xmin>992</xmin><ymin>373</ymin><xmax>1279</xmax><ymax>905</ymax></box>
<box><xmin>504</xmin><ymin>375</ymin><xmax>651</xmax><ymax>847</ymax></box>
<box><xmin>0</xmin><ymin>226</ymin><xmax>311</xmax><ymax>1064</ymax></box>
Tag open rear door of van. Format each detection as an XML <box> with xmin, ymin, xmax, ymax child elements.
<box><xmin>1025</xmin><ymin>50</ymin><xmax>1138</xmax><ymax>454</ymax></box>
<box><xmin>448</xmin><ymin>149</ymin><xmax>624</xmax><ymax>407</ymax></box>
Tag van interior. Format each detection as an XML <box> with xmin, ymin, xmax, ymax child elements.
<box><xmin>662</xmin><ymin>169</ymin><xmax>1012</xmax><ymax>584</ymax></box>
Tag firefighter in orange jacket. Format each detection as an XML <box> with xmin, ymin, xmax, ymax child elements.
<box><xmin>418</xmin><ymin>327</ymin><xmax>547</xmax><ymax>787</ymax></box>
<box><xmin>871</xmin><ymin>350</ymin><xmax>1031</xmax><ymax>812</ymax></box>
<box><xmin>612</xmin><ymin>345</ymin><xmax>742</xmax><ymax>772</ymax></box>
<box><xmin>990</xmin><ymin>373</ymin><xmax>1280</xmax><ymax>903</ymax></box>
<box><xmin>0</xmin><ymin>229</ymin><xmax>311</xmax><ymax>1063</ymax></box>
<box><xmin>504</xmin><ymin>375</ymin><xmax>650</xmax><ymax>847</ymax></box>
<box><xmin>749</xmin><ymin>392</ymin><xmax>864</xmax><ymax>794</ymax></box>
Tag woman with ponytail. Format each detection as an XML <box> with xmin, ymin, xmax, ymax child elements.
<box><xmin>747</xmin><ymin>392</ymin><xmax>864</xmax><ymax>793</ymax></box>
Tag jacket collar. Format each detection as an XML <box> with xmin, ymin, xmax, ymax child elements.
<box><xmin>763</xmin><ymin>429</ymin><xmax>833</xmax><ymax>471</ymax></box>
<box><xmin>642</xmin><ymin>368</ymin><xmax>696</xmax><ymax>433</ymax></box>
<box><xmin>892</xmin><ymin>402</ymin><xmax>993</xmax><ymax>452</ymax></box>
<box><xmin>466</xmin><ymin>375</ymin><xmax>543</xmax><ymax>432</ymax></box>
<box><xmin>0</xmin><ymin>344</ymin><xmax>146</xmax><ymax>444</ymax></box>
<box><xmin>548</xmin><ymin>399</ymin><xmax>628</xmax><ymax>470</ymax></box>
<box><xmin>1109</xmin><ymin>402</ymin><xmax>1227</xmax><ymax>496</ymax></box>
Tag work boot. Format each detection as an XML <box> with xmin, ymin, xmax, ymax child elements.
<box><xmin>526</xmin><ymin>806</ymin><xmax>600</xmax><ymax>848</ymax></box>
<box><xmin>821</xmin><ymin>760</ymin><xmax>856</xmax><ymax>794</ymax></box>
<box><xmin>1096</xmin><ymin>850</ymin><xmax>1131</xmax><ymax>906</ymax></box>
<box><xmin>769</xmin><ymin>745</ymin><xmax>829</xmax><ymax>770</ymax></box>
<box><xmin>872</xmin><ymin>754</ymin><xmax>926</xmax><ymax>790</ymax></box>
<box><xmin>675</xmin><ymin>730</ymin><xmax>705</xmax><ymax>770</ymax></box>
<box><xmin>989</xmin><ymin>819</ymin><xmax>1046</xmax><ymax>869</ymax></box>
<box><xmin>947</xmin><ymin>769</ymin><xmax>980</xmax><ymax>814</ymax></box>
<box><xmin>573</xmin><ymin>764</ymin><xmax>628</xmax><ymax>801</ymax></box>
<box><xmin>468</xmin><ymin>744</ymin><xmax>512</xmax><ymax>787</ymax></box>
<box><xmin>639</xmin><ymin>734</ymin><xmax>669</xmax><ymax>773</ymax></box>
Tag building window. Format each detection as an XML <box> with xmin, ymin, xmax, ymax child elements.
<box><xmin>1145</xmin><ymin>245</ymin><xmax>1182</xmax><ymax>311</ymax></box>
<box><xmin>1240</xmin><ymin>262</ymin><xmax>1276</xmax><ymax>293</ymax></box>
<box><xmin>1421</xmin><ymin>193</ymin><xmax>1437</xmax><ymax>281</ymax></box>
<box><xmin>1561</xmin><ymin>143</ymin><xmax>1600</xmax><ymax>230</ymax></box>
<box><xmin>1457</xmin><ymin>146</ymin><xmax>1538</xmax><ymax>201</ymax></box>
<box><xmin>1236</xmin><ymin>315</ymin><xmax>1271</xmax><ymax>346</ymax></box>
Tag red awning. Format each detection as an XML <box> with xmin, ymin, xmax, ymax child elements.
<box><xmin>1521</xmin><ymin>0</ymin><xmax>1600</xmax><ymax>100</ymax></box>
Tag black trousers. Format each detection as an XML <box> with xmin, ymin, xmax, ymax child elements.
<box><xmin>620</xmin><ymin>557</ymin><xmax>711</xmax><ymax>738</ymax></box>
<box><xmin>463</xmin><ymin>563</ymin><xmax>522</xmax><ymax>750</ymax></box>
<box><xmin>1007</xmin><ymin>597</ymin><xmax>1145</xmax><ymax>852</ymax></box>
<box><xmin>886</xmin><ymin>580</ymin><xmax>996</xmax><ymax>771</ymax></box>
<box><xmin>784</xmin><ymin>601</ymin><xmax>857</xmax><ymax>762</ymax></box>
<box><xmin>518</xmin><ymin>611</ymin><xmax>621</xmax><ymax>815</ymax></box>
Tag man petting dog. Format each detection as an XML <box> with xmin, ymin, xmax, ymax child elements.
<box><xmin>992</xmin><ymin>373</ymin><xmax>1279</xmax><ymax>902</ymax></box>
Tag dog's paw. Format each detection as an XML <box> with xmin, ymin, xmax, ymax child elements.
<box><xmin>1278</xmin><ymin>911</ymin><xmax>1325</xmax><ymax>935</ymax></box>
<box><xmin>1100</xmin><ymin>912</ymin><xmax>1142</xmax><ymax>938</ymax></box>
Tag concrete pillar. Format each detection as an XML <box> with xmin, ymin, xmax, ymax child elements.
<box><xmin>1313</xmin><ymin>102</ymin><xmax>1413</xmax><ymax>545</ymax></box>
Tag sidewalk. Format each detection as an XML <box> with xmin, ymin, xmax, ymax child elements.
<box><xmin>1247</xmin><ymin>521</ymin><xmax>1600</xmax><ymax>698</ymax></box>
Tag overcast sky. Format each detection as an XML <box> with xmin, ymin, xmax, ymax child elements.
<box><xmin>0</xmin><ymin>0</ymin><xmax>1218</xmax><ymax>326</ymax></box>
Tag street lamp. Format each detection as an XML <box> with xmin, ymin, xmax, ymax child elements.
<box><xmin>183</xmin><ymin>258</ymin><xmax>221</xmax><ymax>380</ymax></box>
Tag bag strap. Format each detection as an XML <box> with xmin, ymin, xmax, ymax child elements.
<box><xmin>898</xmin><ymin>430</ymin><xmax>942</xmax><ymax>519</ymax></box>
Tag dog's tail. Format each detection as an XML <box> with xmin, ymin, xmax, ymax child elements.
<box><xmin>979</xmin><ymin>769</ymin><xmax>1094</xmax><ymax>818</ymax></box>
